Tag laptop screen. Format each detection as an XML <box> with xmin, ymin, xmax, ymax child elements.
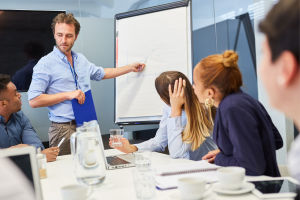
<box><xmin>9</xmin><ymin>154</ymin><xmax>35</xmax><ymax>191</ymax></box>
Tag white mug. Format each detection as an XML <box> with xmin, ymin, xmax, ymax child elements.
<box><xmin>61</xmin><ymin>185</ymin><xmax>93</xmax><ymax>200</ymax></box>
<box><xmin>178</xmin><ymin>177</ymin><xmax>209</xmax><ymax>200</ymax></box>
<box><xmin>217</xmin><ymin>167</ymin><xmax>245</xmax><ymax>190</ymax></box>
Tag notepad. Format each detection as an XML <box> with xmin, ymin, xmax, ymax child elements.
<box><xmin>154</xmin><ymin>161</ymin><xmax>221</xmax><ymax>190</ymax></box>
<box><xmin>71</xmin><ymin>90</ymin><xmax>98</xmax><ymax>127</ymax></box>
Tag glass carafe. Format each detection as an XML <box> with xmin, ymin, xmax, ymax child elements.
<box><xmin>71</xmin><ymin>126</ymin><xmax>106</xmax><ymax>187</ymax></box>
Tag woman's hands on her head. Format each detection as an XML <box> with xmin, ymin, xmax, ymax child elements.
<box><xmin>169</xmin><ymin>78</ymin><xmax>186</xmax><ymax>117</ymax></box>
<box><xmin>202</xmin><ymin>149</ymin><xmax>220</xmax><ymax>163</ymax></box>
<box><xmin>109</xmin><ymin>138</ymin><xmax>138</xmax><ymax>153</ymax></box>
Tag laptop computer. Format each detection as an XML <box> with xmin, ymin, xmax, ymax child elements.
<box><xmin>0</xmin><ymin>146</ymin><xmax>43</xmax><ymax>200</ymax></box>
<box><xmin>83</xmin><ymin>120</ymin><xmax>135</xmax><ymax>170</ymax></box>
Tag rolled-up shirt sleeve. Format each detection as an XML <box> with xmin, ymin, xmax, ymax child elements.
<box><xmin>167</xmin><ymin>116</ymin><xmax>191</xmax><ymax>159</ymax></box>
<box><xmin>134</xmin><ymin>104</ymin><xmax>169</xmax><ymax>152</ymax></box>
<box><xmin>89</xmin><ymin>62</ymin><xmax>106</xmax><ymax>81</ymax></box>
<box><xmin>28</xmin><ymin>59</ymin><xmax>50</xmax><ymax>100</ymax></box>
<box><xmin>21</xmin><ymin>113</ymin><xmax>45</xmax><ymax>150</ymax></box>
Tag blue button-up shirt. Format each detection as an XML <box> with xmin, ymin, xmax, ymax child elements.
<box><xmin>28</xmin><ymin>46</ymin><xmax>106</xmax><ymax>122</ymax></box>
<box><xmin>0</xmin><ymin>111</ymin><xmax>44</xmax><ymax>149</ymax></box>
<box><xmin>134</xmin><ymin>103</ymin><xmax>217</xmax><ymax>161</ymax></box>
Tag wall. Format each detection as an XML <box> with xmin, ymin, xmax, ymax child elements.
<box><xmin>1</xmin><ymin>0</ymin><xmax>170</xmax><ymax>141</ymax></box>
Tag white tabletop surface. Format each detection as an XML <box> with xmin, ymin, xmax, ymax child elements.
<box><xmin>41</xmin><ymin>149</ymin><xmax>296</xmax><ymax>200</ymax></box>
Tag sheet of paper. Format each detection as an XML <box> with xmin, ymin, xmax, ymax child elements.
<box><xmin>155</xmin><ymin>160</ymin><xmax>221</xmax><ymax>175</ymax></box>
<box><xmin>156</xmin><ymin>171</ymin><xmax>219</xmax><ymax>190</ymax></box>
<box><xmin>155</xmin><ymin>161</ymin><xmax>220</xmax><ymax>190</ymax></box>
<box><xmin>117</xmin><ymin>7</ymin><xmax>188</xmax><ymax>118</ymax></box>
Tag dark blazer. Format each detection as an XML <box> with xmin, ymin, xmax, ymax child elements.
<box><xmin>213</xmin><ymin>90</ymin><xmax>283</xmax><ymax>177</ymax></box>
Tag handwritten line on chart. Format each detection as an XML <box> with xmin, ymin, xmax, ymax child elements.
<box><xmin>139</xmin><ymin>56</ymin><xmax>148</xmax><ymax>63</ymax></box>
<box><xmin>128</xmin><ymin>73</ymin><xmax>158</xmax><ymax>79</ymax></box>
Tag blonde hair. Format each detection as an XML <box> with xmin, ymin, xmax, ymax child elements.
<box><xmin>155</xmin><ymin>71</ymin><xmax>216</xmax><ymax>151</ymax></box>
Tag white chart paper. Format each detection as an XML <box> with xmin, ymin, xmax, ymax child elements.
<box><xmin>117</xmin><ymin>7</ymin><xmax>188</xmax><ymax>118</ymax></box>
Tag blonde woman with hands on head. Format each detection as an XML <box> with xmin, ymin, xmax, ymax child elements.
<box><xmin>110</xmin><ymin>71</ymin><xmax>217</xmax><ymax>161</ymax></box>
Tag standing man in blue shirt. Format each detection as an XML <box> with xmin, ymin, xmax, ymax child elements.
<box><xmin>28</xmin><ymin>13</ymin><xmax>145</xmax><ymax>155</ymax></box>
<box><xmin>0</xmin><ymin>74</ymin><xmax>59</xmax><ymax>162</ymax></box>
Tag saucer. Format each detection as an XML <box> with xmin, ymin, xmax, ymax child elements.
<box><xmin>211</xmin><ymin>182</ymin><xmax>255</xmax><ymax>195</ymax></box>
<box><xmin>170</xmin><ymin>188</ymin><xmax>215</xmax><ymax>200</ymax></box>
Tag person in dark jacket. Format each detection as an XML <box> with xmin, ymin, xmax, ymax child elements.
<box><xmin>193</xmin><ymin>50</ymin><xmax>283</xmax><ymax>177</ymax></box>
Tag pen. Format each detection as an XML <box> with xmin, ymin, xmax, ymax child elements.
<box><xmin>57</xmin><ymin>137</ymin><xmax>65</xmax><ymax>148</ymax></box>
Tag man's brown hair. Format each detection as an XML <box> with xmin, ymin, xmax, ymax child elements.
<box><xmin>51</xmin><ymin>13</ymin><xmax>81</xmax><ymax>35</ymax></box>
<box><xmin>259</xmin><ymin>0</ymin><xmax>299</xmax><ymax>63</ymax></box>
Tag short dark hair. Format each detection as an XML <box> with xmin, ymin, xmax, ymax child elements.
<box><xmin>0</xmin><ymin>74</ymin><xmax>10</xmax><ymax>97</ymax></box>
<box><xmin>259</xmin><ymin>0</ymin><xmax>299</xmax><ymax>63</ymax></box>
<box><xmin>51</xmin><ymin>13</ymin><xmax>81</xmax><ymax>35</ymax></box>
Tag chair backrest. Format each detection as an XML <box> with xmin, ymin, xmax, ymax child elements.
<box><xmin>278</xmin><ymin>165</ymin><xmax>290</xmax><ymax>177</ymax></box>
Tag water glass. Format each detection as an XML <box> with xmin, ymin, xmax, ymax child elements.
<box><xmin>133</xmin><ymin>151</ymin><xmax>152</xmax><ymax>172</ymax></box>
<box><xmin>132</xmin><ymin>169</ymin><xmax>156</xmax><ymax>200</ymax></box>
<box><xmin>36</xmin><ymin>153</ymin><xmax>47</xmax><ymax>179</ymax></box>
<box><xmin>110</xmin><ymin>129</ymin><xmax>124</xmax><ymax>147</ymax></box>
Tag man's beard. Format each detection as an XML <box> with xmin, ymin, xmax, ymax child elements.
<box><xmin>56</xmin><ymin>41</ymin><xmax>74</xmax><ymax>53</ymax></box>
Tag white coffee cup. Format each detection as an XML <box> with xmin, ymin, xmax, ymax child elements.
<box><xmin>178</xmin><ymin>177</ymin><xmax>209</xmax><ymax>200</ymax></box>
<box><xmin>217</xmin><ymin>167</ymin><xmax>245</xmax><ymax>190</ymax></box>
<box><xmin>61</xmin><ymin>185</ymin><xmax>93</xmax><ymax>200</ymax></box>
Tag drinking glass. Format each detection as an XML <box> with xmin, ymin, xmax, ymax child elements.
<box><xmin>132</xmin><ymin>169</ymin><xmax>156</xmax><ymax>200</ymax></box>
<box><xmin>36</xmin><ymin>153</ymin><xmax>47</xmax><ymax>179</ymax></box>
<box><xmin>110</xmin><ymin>129</ymin><xmax>124</xmax><ymax>147</ymax></box>
<box><xmin>133</xmin><ymin>151</ymin><xmax>152</xmax><ymax>172</ymax></box>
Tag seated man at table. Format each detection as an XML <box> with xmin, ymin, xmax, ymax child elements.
<box><xmin>0</xmin><ymin>74</ymin><xmax>59</xmax><ymax>162</ymax></box>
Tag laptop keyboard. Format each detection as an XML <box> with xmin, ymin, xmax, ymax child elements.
<box><xmin>106</xmin><ymin>156</ymin><xmax>131</xmax><ymax>166</ymax></box>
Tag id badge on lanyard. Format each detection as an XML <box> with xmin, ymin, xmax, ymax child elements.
<box><xmin>69</xmin><ymin>59</ymin><xmax>78</xmax><ymax>90</ymax></box>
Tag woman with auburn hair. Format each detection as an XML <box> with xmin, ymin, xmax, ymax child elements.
<box><xmin>110</xmin><ymin>71</ymin><xmax>217</xmax><ymax>160</ymax></box>
<box><xmin>194</xmin><ymin>50</ymin><xmax>283</xmax><ymax>176</ymax></box>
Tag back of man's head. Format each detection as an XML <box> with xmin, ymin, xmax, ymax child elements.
<box><xmin>259</xmin><ymin>0</ymin><xmax>299</xmax><ymax>63</ymax></box>
<box><xmin>0</xmin><ymin>74</ymin><xmax>11</xmax><ymax>100</ymax></box>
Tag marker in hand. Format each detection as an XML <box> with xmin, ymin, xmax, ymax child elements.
<box><xmin>139</xmin><ymin>59</ymin><xmax>147</xmax><ymax>71</ymax></box>
<box><xmin>57</xmin><ymin>137</ymin><xmax>65</xmax><ymax>148</ymax></box>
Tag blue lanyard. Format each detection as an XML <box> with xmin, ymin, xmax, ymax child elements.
<box><xmin>69</xmin><ymin>58</ymin><xmax>78</xmax><ymax>90</ymax></box>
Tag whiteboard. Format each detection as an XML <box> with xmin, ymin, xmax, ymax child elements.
<box><xmin>115</xmin><ymin>0</ymin><xmax>193</xmax><ymax>125</ymax></box>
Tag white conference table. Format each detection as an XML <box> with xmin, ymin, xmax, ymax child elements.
<box><xmin>41</xmin><ymin>149</ymin><xmax>296</xmax><ymax>200</ymax></box>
